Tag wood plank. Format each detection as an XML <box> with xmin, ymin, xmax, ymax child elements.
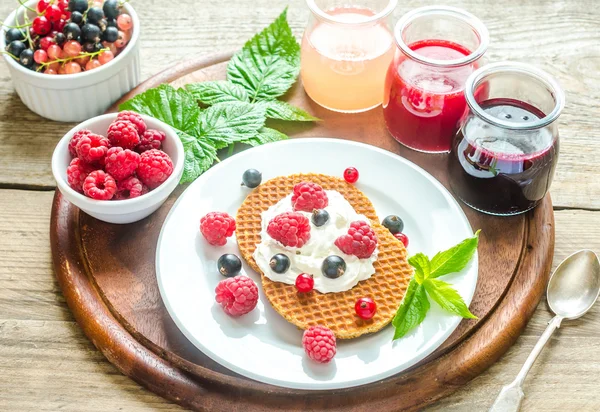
<box><xmin>0</xmin><ymin>0</ymin><xmax>599</xmax><ymax>209</ymax></box>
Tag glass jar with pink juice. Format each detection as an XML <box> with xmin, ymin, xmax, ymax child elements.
<box><xmin>383</xmin><ymin>6</ymin><xmax>489</xmax><ymax>153</ymax></box>
<box><xmin>301</xmin><ymin>0</ymin><xmax>397</xmax><ymax>113</ymax></box>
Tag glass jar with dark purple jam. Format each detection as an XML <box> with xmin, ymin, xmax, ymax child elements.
<box><xmin>448</xmin><ymin>62</ymin><xmax>565</xmax><ymax>216</ymax></box>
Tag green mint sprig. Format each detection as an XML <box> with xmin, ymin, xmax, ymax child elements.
<box><xmin>119</xmin><ymin>8</ymin><xmax>318</xmax><ymax>184</ymax></box>
<box><xmin>392</xmin><ymin>230</ymin><xmax>481</xmax><ymax>341</ymax></box>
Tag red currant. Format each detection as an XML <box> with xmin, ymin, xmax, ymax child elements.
<box><xmin>343</xmin><ymin>167</ymin><xmax>359</xmax><ymax>184</ymax></box>
<box><xmin>394</xmin><ymin>232</ymin><xmax>409</xmax><ymax>247</ymax></box>
<box><xmin>39</xmin><ymin>36</ymin><xmax>55</xmax><ymax>51</ymax></box>
<box><xmin>36</xmin><ymin>0</ymin><xmax>51</xmax><ymax>13</ymax></box>
<box><xmin>33</xmin><ymin>49</ymin><xmax>48</xmax><ymax>64</ymax></box>
<box><xmin>45</xmin><ymin>5</ymin><xmax>62</xmax><ymax>22</ymax></box>
<box><xmin>117</xmin><ymin>14</ymin><xmax>133</xmax><ymax>31</ymax></box>
<box><xmin>295</xmin><ymin>273</ymin><xmax>314</xmax><ymax>293</ymax></box>
<box><xmin>53</xmin><ymin>18</ymin><xmax>67</xmax><ymax>33</ymax></box>
<box><xmin>57</xmin><ymin>0</ymin><xmax>69</xmax><ymax>12</ymax></box>
<box><xmin>32</xmin><ymin>16</ymin><xmax>51</xmax><ymax>36</ymax></box>
<box><xmin>355</xmin><ymin>297</ymin><xmax>376</xmax><ymax>320</ymax></box>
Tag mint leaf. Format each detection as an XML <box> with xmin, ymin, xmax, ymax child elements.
<box><xmin>241</xmin><ymin>127</ymin><xmax>288</xmax><ymax>147</ymax></box>
<box><xmin>429</xmin><ymin>230</ymin><xmax>480</xmax><ymax>278</ymax></box>
<box><xmin>423</xmin><ymin>278</ymin><xmax>477</xmax><ymax>319</ymax></box>
<box><xmin>408</xmin><ymin>253</ymin><xmax>431</xmax><ymax>284</ymax></box>
<box><xmin>258</xmin><ymin>100</ymin><xmax>319</xmax><ymax>121</ymax></box>
<box><xmin>392</xmin><ymin>279</ymin><xmax>431</xmax><ymax>340</ymax></box>
<box><xmin>198</xmin><ymin>101</ymin><xmax>266</xmax><ymax>148</ymax></box>
<box><xmin>179</xmin><ymin>132</ymin><xmax>218</xmax><ymax>183</ymax></box>
<box><xmin>185</xmin><ymin>81</ymin><xmax>249</xmax><ymax>105</ymax></box>
<box><xmin>227</xmin><ymin>8</ymin><xmax>300</xmax><ymax>101</ymax></box>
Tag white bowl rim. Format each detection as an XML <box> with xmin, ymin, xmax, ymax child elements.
<box><xmin>0</xmin><ymin>0</ymin><xmax>140</xmax><ymax>81</ymax></box>
<box><xmin>52</xmin><ymin>113</ymin><xmax>184</xmax><ymax>210</ymax></box>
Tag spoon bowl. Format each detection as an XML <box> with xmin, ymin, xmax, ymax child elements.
<box><xmin>547</xmin><ymin>249</ymin><xmax>600</xmax><ymax>319</ymax></box>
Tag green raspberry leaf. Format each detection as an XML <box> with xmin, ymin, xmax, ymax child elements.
<box><xmin>241</xmin><ymin>127</ymin><xmax>288</xmax><ymax>147</ymax></box>
<box><xmin>408</xmin><ymin>253</ymin><xmax>431</xmax><ymax>284</ymax></box>
<box><xmin>429</xmin><ymin>230</ymin><xmax>481</xmax><ymax>278</ymax></box>
<box><xmin>178</xmin><ymin>131</ymin><xmax>218</xmax><ymax>183</ymax></box>
<box><xmin>185</xmin><ymin>81</ymin><xmax>250</xmax><ymax>105</ymax></box>
<box><xmin>227</xmin><ymin>8</ymin><xmax>301</xmax><ymax>101</ymax></box>
<box><xmin>392</xmin><ymin>279</ymin><xmax>431</xmax><ymax>340</ymax></box>
<box><xmin>258</xmin><ymin>100</ymin><xmax>320</xmax><ymax>121</ymax></box>
<box><xmin>197</xmin><ymin>101</ymin><xmax>266</xmax><ymax>148</ymax></box>
<box><xmin>423</xmin><ymin>278</ymin><xmax>477</xmax><ymax>319</ymax></box>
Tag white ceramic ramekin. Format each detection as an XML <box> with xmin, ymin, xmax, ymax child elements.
<box><xmin>0</xmin><ymin>0</ymin><xmax>141</xmax><ymax>122</ymax></box>
<box><xmin>52</xmin><ymin>113</ymin><xmax>184</xmax><ymax>224</ymax></box>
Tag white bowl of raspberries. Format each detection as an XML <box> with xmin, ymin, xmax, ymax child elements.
<box><xmin>52</xmin><ymin>111</ymin><xmax>184</xmax><ymax>224</ymax></box>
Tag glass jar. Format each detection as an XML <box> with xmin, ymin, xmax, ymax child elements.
<box><xmin>301</xmin><ymin>0</ymin><xmax>397</xmax><ymax>113</ymax></box>
<box><xmin>383</xmin><ymin>6</ymin><xmax>489</xmax><ymax>153</ymax></box>
<box><xmin>448</xmin><ymin>62</ymin><xmax>565</xmax><ymax>216</ymax></box>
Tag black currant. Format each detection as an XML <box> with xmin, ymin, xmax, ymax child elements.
<box><xmin>5</xmin><ymin>28</ymin><xmax>25</xmax><ymax>43</ymax></box>
<box><xmin>242</xmin><ymin>169</ymin><xmax>262</xmax><ymax>188</ymax></box>
<box><xmin>70</xmin><ymin>11</ymin><xmax>83</xmax><ymax>25</ymax></box>
<box><xmin>311</xmin><ymin>209</ymin><xmax>330</xmax><ymax>227</ymax></box>
<box><xmin>382</xmin><ymin>215</ymin><xmax>404</xmax><ymax>234</ymax></box>
<box><xmin>6</xmin><ymin>40</ymin><xmax>26</xmax><ymax>58</ymax></box>
<box><xmin>102</xmin><ymin>26</ymin><xmax>118</xmax><ymax>42</ymax></box>
<box><xmin>86</xmin><ymin>7</ymin><xmax>105</xmax><ymax>24</ymax></box>
<box><xmin>19</xmin><ymin>48</ymin><xmax>34</xmax><ymax>67</ymax></box>
<box><xmin>322</xmin><ymin>256</ymin><xmax>346</xmax><ymax>279</ymax></box>
<box><xmin>63</xmin><ymin>22</ymin><xmax>81</xmax><ymax>40</ymax></box>
<box><xmin>97</xmin><ymin>18</ymin><xmax>108</xmax><ymax>32</ymax></box>
<box><xmin>54</xmin><ymin>32</ymin><xmax>66</xmax><ymax>45</ymax></box>
<box><xmin>106</xmin><ymin>18</ymin><xmax>117</xmax><ymax>28</ymax></box>
<box><xmin>68</xmin><ymin>0</ymin><xmax>88</xmax><ymax>13</ymax></box>
<box><xmin>269</xmin><ymin>254</ymin><xmax>290</xmax><ymax>274</ymax></box>
<box><xmin>82</xmin><ymin>42</ymin><xmax>96</xmax><ymax>53</ymax></box>
<box><xmin>81</xmin><ymin>23</ymin><xmax>101</xmax><ymax>43</ymax></box>
<box><xmin>103</xmin><ymin>0</ymin><xmax>120</xmax><ymax>19</ymax></box>
<box><xmin>217</xmin><ymin>254</ymin><xmax>242</xmax><ymax>277</ymax></box>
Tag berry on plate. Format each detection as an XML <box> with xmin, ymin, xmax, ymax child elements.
<box><xmin>269</xmin><ymin>254</ymin><xmax>290</xmax><ymax>274</ymax></box>
<box><xmin>266</xmin><ymin>212</ymin><xmax>311</xmax><ymax>248</ymax></box>
<box><xmin>136</xmin><ymin>129</ymin><xmax>165</xmax><ymax>153</ymax></box>
<box><xmin>394</xmin><ymin>232</ymin><xmax>409</xmax><ymax>247</ymax></box>
<box><xmin>343</xmin><ymin>167</ymin><xmax>359</xmax><ymax>183</ymax></box>
<box><xmin>218</xmin><ymin>254</ymin><xmax>242</xmax><ymax>277</ymax></box>
<box><xmin>115</xmin><ymin>176</ymin><xmax>147</xmax><ymax>200</ymax></box>
<box><xmin>66</xmin><ymin>157</ymin><xmax>93</xmax><ymax>192</ymax></box>
<box><xmin>75</xmin><ymin>133</ymin><xmax>110</xmax><ymax>164</ymax></box>
<box><xmin>291</xmin><ymin>182</ymin><xmax>328</xmax><ymax>212</ymax></box>
<box><xmin>334</xmin><ymin>221</ymin><xmax>377</xmax><ymax>259</ymax></box>
<box><xmin>215</xmin><ymin>276</ymin><xmax>258</xmax><ymax>317</ymax></box>
<box><xmin>117</xmin><ymin>111</ymin><xmax>147</xmax><ymax>135</ymax></box>
<box><xmin>321</xmin><ymin>255</ymin><xmax>346</xmax><ymax>279</ymax></box>
<box><xmin>200</xmin><ymin>212</ymin><xmax>236</xmax><ymax>246</ymax></box>
<box><xmin>104</xmin><ymin>147</ymin><xmax>140</xmax><ymax>181</ymax></box>
<box><xmin>302</xmin><ymin>325</ymin><xmax>336</xmax><ymax>363</ymax></box>
<box><xmin>311</xmin><ymin>209</ymin><xmax>329</xmax><ymax>227</ymax></box>
<box><xmin>295</xmin><ymin>273</ymin><xmax>314</xmax><ymax>293</ymax></box>
<box><xmin>241</xmin><ymin>169</ymin><xmax>262</xmax><ymax>188</ymax></box>
<box><xmin>83</xmin><ymin>170</ymin><xmax>117</xmax><ymax>200</ymax></box>
<box><xmin>382</xmin><ymin>215</ymin><xmax>404</xmax><ymax>234</ymax></box>
<box><xmin>107</xmin><ymin>120</ymin><xmax>140</xmax><ymax>149</ymax></box>
<box><xmin>355</xmin><ymin>297</ymin><xmax>377</xmax><ymax>320</ymax></box>
<box><xmin>136</xmin><ymin>149</ymin><xmax>174</xmax><ymax>189</ymax></box>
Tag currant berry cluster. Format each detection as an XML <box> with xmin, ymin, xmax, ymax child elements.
<box><xmin>66</xmin><ymin>111</ymin><xmax>173</xmax><ymax>201</ymax></box>
<box><xmin>3</xmin><ymin>0</ymin><xmax>133</xmax><ymax>75</ymax></box>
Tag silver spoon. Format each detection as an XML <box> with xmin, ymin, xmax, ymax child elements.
<box><xmin>490</xmin><ymin>249</ymin><xmax>600</xmax><ymax>412</ymax></box>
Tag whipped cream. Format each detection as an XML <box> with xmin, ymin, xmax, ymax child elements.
<box><xmin>253</xmin><ymin>190</ymin><xmax>378</xmax><ymax>293</ymax></box>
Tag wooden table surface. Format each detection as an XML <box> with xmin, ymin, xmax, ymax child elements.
<box><xmin>1</xmin><ymin>0</ymin><xmax>599</xmax><ymax>410</ymax></box>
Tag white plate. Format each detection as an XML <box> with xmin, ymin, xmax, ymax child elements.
<box><xmin>156</xmin><ymin>138</ymin><xmax>477</xmax><ymax>390</ymax></box>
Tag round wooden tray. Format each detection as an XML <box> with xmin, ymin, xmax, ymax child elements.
<box><xmin>50</xmin><ymin>52</ymin><xmax>555</xmax><ymax>411</ymax></box>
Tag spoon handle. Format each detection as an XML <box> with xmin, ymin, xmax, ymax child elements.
<box><xmin>489</xmin><ymin>315</ymin><xmax>563</xmax><ymax>412</ymax></box>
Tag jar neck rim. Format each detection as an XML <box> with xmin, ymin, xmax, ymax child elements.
<box><xmin>465</xmin><ymin>62</ymin><xmax>565</xmax><ymax>130</ymax></box>
<box><xmin>394</xmin><ymin>6</ymin><xmax>489</xmax><ymax>68</ymax></box>
<box><xmin>305</xmin><ymin>0</ymin><xmax>398</xmax><ymax>25</ymax></box>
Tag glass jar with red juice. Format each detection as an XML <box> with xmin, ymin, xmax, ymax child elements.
<box><xmin>383</xmin><ymin>6</ymin><xmax>489</xmax><ymax>153</ymax></box>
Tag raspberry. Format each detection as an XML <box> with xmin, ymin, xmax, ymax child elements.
<box><xmin>136</xmin><ymin>129</ymin><xmax>166</xmax><ymax>153</ymax></box>
<box><xmin>75</xmin><ymin>133</ymin><xmax>110</xmax><ymax>164</ymax></box>
<box><xmin>266</xmin><ymin>212</ymin><xmax>311</xmax><ymax>248</ymax></box>
<box><xmin>215</xmin><ymin>276</ymin><xmax>259</xmax><ymax>317</ymax></box>
<box><xmin>136</xmin><ymin>149</ymin><xmax>174</xmax><ymax>189</ymax></box>
<box><xmin>116</xmin><ymin>110</ymin><xmax>147</xmax><ymax>134</ymax></box>
<box><xmin>302</xmin><ymin>325</ymin><xmax>336</xmax><ymax>363</ymax></box>
<box><xmin>334</xmin><ymin>220</ymin><xmax>378</xmax><ymax>258</ymax></box>
<box><xmin>107</xmin><ymin>120</ymin><xmax>140</xmax><ymax>150</ymax></box>
<box><xmin>291</xmin><ymin>182</ymin><xmax>329</xmax><ymax>212</ymax></box>
<box><xmin>200</xmin><ymin>212</ymin><xmax>236</xmax><ymax>246</ymax></box>
<box><xmin>104</xmin><ymin>147</ymin><xmax>140</xmax><ymax>181</ymax></box>
<box><xmin>68</xmin><ymin>129</ymin><xmax>92</xmax><ymax>157</ymax></box>
<box><xmin>83</xmin><ymin>170</ymin><xmax>117</xmax><ymax>200</ymax></box>
<box><xmin>66</xmin><ymin>158</ymin><xmax>93</xmax><ymax>192</ymax></box>
<box><xmin>115</xmin><ymin>176</ymin><xmax>148</xmax><ymax>200</ymax></box>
